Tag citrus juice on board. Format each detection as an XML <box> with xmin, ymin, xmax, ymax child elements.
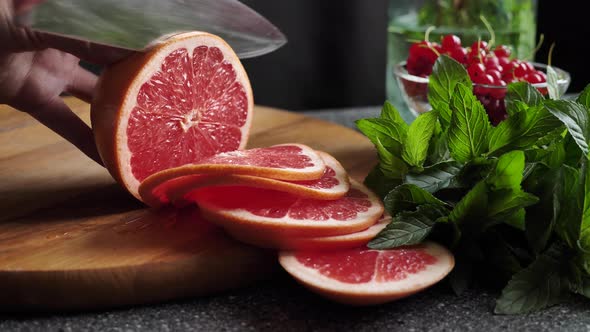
<box><xmin>386</xmin><ymin>0</ymin><xmax>537</xmax><ymax>123</ymax></box>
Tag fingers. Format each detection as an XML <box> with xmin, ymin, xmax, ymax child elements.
<box><xmin>25</xmin><ymin>96</ymin><xmax>104</xmax><ymax>166</ymax></box>
<box><xmin>3</xmin><ymin>0</ymin><xmax>135</xmax><ymax>64</ymax></box>
<box><xmin>65</xmin><ymin>65</ymin><xmax>98</xmax><ymax>103</ymax></box>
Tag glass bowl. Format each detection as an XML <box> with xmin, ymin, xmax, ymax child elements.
<box><xmin>393</xmin><ymin>61</ymin><xmax>571</xmax><ymax>124</ymax></box>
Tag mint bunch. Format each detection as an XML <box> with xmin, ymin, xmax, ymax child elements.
<box><xmin>357</xmin><ymin>55</ymin><xmax>590</xmax><ymax>314</ymax></box>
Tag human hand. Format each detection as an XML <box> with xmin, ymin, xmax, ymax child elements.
<box><xmin>0</xmin><ymin>0</ymin><xmax>134</xmax><ymax>165</ymax></box>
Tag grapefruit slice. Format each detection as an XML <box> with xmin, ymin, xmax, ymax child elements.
<box><xmin>194</xmin><ymin>180</ymin><xmax>384</xmax><ymax>238</ymax></box>
<box><xmin>224</xmin><ymin>215</ymin><xmax>391</xmax><ymax>250</ymax></box>
<box><xmin>92</xmin><ymin>31</ymin><xmax>253</xmax><ymax>199</ymax></box>
<box><xmin>139</xmin><ymin>151</ymin><xmax>349</xmax><ymax>207</ymax></box>
<box><xmin>279</xmin><ymin>242</ymin><xmax>454</xmax><ymax>305</ymax></box>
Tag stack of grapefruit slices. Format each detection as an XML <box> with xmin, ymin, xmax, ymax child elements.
<box><xmin>91</xmin><ymin>31</ymin><xmax>454</xmax><ymax>305</ymax></box>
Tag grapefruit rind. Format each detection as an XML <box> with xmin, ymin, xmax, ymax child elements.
<box><xmin>278</xmin><ymin>242</ymin><xmax>454</xmax><ymax>305</ymax></box>
<box><xmin>225</xmin><ymin>216</ymin><xmax>390</xmax><ymax>250</ymax></box>
<box><xmin>139</xmin><ymin>150</ymin><xmax>350</xmax><ymax>207</ymax></box>
<box><xmin>196</xmin><ymin>180</ymin><xmax>384</xmax><ymax>238</ymax></box>
<box><xmin>92</xmin><ymin>31</ymin><xmax>253</xmax><ymax>200</ymax></box>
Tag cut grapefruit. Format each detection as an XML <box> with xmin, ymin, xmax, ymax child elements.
<box><xmin>194</xmin><ymin>180</ymin><xmax>384</xmax><ymax>238</ymax></box>
<box><xmin>224</xmin><ymin>215</ymin><xmax>391</xmax><ymax>250</ymax></box>
<box><xmin>139</xmin><ymin>151</ymin><xmax>349</xmax><ymax>207</ymax></box>
<box><xmin>92</xmin><ymin>31</ymin><xmax>253</xmax><ymax>200</ymax></box>
<box><xmin>279</xmin><ymin>242</ymin><xmax>454</xmax><ymax>305</ymax></box>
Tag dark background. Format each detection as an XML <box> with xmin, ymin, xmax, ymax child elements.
<box><xmin>239</xmin><ymin>1</ymin><xmax>589</xmax><ymax>111</ymax></box>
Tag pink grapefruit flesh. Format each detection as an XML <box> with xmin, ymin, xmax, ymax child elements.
<box><xmin>223</xmin><ymin>215</ymin><xmax>390</xmax><ymax>250</ymax></box>
<box><xmin>139</xmin><ymin>150</ymin><xmax>349</xmax><ymax>207</ymax></box>
<box><xmin>279</xmin><ymin>242</ymin><xmax>454</xmax><ymax>305</ymax></box>
<box><xmin>92</xmin><ymin>32</ymin><xmax>253</xmax><ymax>200</ymax></box>
<box><xmin>194</xmin><ymin>180</ymin><xmax>384</xmax><ymax>238</ymax></box>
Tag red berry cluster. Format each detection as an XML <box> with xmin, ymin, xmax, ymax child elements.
<box><xmin>406</xmin><ymin>35</ymin><xmax>548</xmax><ymax>125</ymax></box>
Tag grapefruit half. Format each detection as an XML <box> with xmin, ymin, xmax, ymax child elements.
<box><xmin>279</xmin><ymin>242</ymin><xmax>454</xmax><ymax>305</ymax></box>
<box><xmin>92</xmin><ymin>31</ymin><xmax>253</xmax><ymax>199</ymax></box>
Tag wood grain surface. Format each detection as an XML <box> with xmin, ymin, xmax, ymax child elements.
<box><xmin>0</xmin><ymin>97</ymin><xmax>376</xmax><ymax>312</ymax></box>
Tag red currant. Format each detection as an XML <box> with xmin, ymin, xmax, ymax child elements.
<box><xmin>471</xmin><ymin>41</ymin><xmax>489</xmax><ymax>52</ymax></box>
<box><xmin>514</xmin><ymin>62</ymin><xmax>531</xmax><ymax>78</ymax></box>
<box><xmin>447</xmin><ymin>47</ymin><xmax>468</xmax><ymax>64</ymax></box>
<box><xmin>468</xmin><ymin>63</ymin><xmax>486</xmax><ymax>80</ymax></box>
<box><xmin>497</xmin><ymin>56</ymin><xmax>510</xmax><ymax>69</ymax></box>
<box><xmin>407</xmin><ymin>41</ymin><xmax>439</xmax><ymax>76</ymax></box>
<box><xmin>493</xmin><ymin>45</ymin><xmax>511</xmax><ymax>58</ymax></box>
<box><xmin>441</xmin><ymin>34</ymin><xmax>462</xmax><ymax>51</ymax></box>
<box><xmin>484</xmin><ymin>56</ymin><xmax>500</xmax><ymax>68</ymax></box>
<box><xmin>524</xmin><ymin>72</ymin><xmax>545</xmax><ymax>84</ymax></box>
<box><xmin>468</xmin><ymin>48</ymin><xmax>486</xmax><ymax>63</ymax></box>
<box><xmin>486</xmin><ymin>69</ymin><xmax>502</xmax><ymax>81</ymax></box>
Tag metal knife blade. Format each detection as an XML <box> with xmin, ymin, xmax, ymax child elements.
<box><xmin>15</xmin><ymin>0</ymin><xmax>287</xmax><ymax>59</ymax></box>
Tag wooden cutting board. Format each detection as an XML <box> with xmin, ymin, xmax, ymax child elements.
<box><xmin>0</xmin><ymin>98</ymin><xmax>376</xmax><ymax>312</ymax></box>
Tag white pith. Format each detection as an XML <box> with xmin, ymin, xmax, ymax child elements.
<box><xmin>116</xmin><ymin>32</ymin><xmax>253</xmax><ymax>197</ymax></box>
<box><xmin>278</xmin><ymin>242</ymin><xmax>455</xmax><ymax>295</ymax></box>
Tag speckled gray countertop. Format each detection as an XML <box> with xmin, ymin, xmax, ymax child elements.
<box><xmin>2</xmin><ymin>106</ymin><xmax>590</xmax><ymax>332</ymax></box>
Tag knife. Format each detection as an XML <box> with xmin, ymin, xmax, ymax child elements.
<box><xmin>15</xmin><ymin>0</ymin><xmax>287</xmax><ymax>59</ymax></box>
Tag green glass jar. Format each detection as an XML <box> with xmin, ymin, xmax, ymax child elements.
<box><xmin>386</xmin><ymin>0</ymin><xmax>538</xmax><ymax>123</ymax></box>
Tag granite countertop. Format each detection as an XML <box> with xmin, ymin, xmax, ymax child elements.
<box><xmin>2</xmin><ymin>106</ymin><xmax>590</xmax><ymax>332</ymax></box>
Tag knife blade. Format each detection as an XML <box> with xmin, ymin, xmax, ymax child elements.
<box><xmin>15</xmin><ymin>0</ymin><xmax>287</xmax><ymax>59</ymax></box>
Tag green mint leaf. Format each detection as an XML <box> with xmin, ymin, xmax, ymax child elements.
<box><xmin>356</xmin><ymin>118</ymin><xmax>407</xmax><ymax>156</ymax></box>
<box><xmin>545</xmin><ymin>100</ymin><xmax>590</xmax><ymax>156</ymax></box>
<box><xmin>504</xmin><ymin>208</ymin><xmax>526</xmax><ymax>231</ymax></box>
<box><xmin>489</xmin><ymin>190</ymin><xmax>538</xmax><ymax>220</ymax></box>
<box><xmin>449</xmin><ymin>180</ymin><xmax>488</xmax><ymax>226</ymax></box>
<box><xmin>401</xmin><ymin>111</ymin><xmax>438</xmax><ymax>168</ymax></box>
<box><xmin>576</xmin><ymin>84</ymin><xmax>590</xmax><ymax>109</ymax></box>
<box><xmin>505</xmin><ymin>100</ymin><xmax>530</xmax><ymax>117</ymax></box>
<box><xmin>525</xmin><ymin>140</ymin><xmax>566</xmax><ymax>169</ymax></box>
<box><xmin>383</xmin><ymin>184</ymin><xmax>448</xmax><ymax>216</ymax></box>
<box><xmin>456</xmin><ymin>158</ymin><xmax>496</xmax><ymax>189</ymax></box>
<box><xmin>487</xmin><ymin>150</ymin><xmax>525</xmax><ymax>191</ymax></box>
<box><xmin>571</xmin><ymin>275</ymin><xmax>590</xmax><ymax>299</ymax></box>
<box><xmin>363</xmin><ymin>165</ymin><xmax>402</xmax><ymax>199</ymax></box>
<box><xmin>546</xmin><ymin>65</ymin><xmax>561</xmax><ymax>100</ymax></box>
<box><xmin>368</xmin><ymin>204</ymin><xmax>448</xmax><ymax>249</ymax></box>
<box><xmin>427</xmin><ymin>129</ymin><xmax>451</xmax><ymax>165</ymax></box>
<box><xmin>525</xmin><ymin>169</ymin><xmax>560</xmax><ymax>253</ymax></box>
<box><xmin>405</xmin><ymin>161</ymin><xmax>463</xmax><ymax>193</ymax></box>
<box><xmin>428</xmin><ymin>55</ymin><xmax>471</xmax><ymax>128</ymax></box>
<box><xmin>380</xmin><ymin>101</ymin><xmax>409</xmax><ymax>129</ymax></box>
<box><xmin>447</xmin><ymin>83</ymin><xmax>491</xmax><ymax>162</ymax></box>
<box><xmin>505</xmin><ymin>82</ymin><xmax>544</xmax><ymax>113</ymax></box>
<box><xmin>564</xmin><ymin>133</ymin><xmax>584</xmax><ymax>167</ymax></box>
<box><xmin>375</xmin><ymin>138</ymin><xmax>408</xmax><ymax>179</ymax></box>
<box><xmin>578</xmin><ymin>161</ymin><xmax>590</xmax><ymax>252</ymax></box>
<box><xmin>495</xmin><ymin>245</ymin><xmax>569</xmax><ymax>314</ymax></box>
<box><xmin>555</xmin><ymin>164</ymin><xmax>582</xmax><ymax>248</ymax></box>
<box><xmin>488</xmin><ymin>105</ymin><xmax>562</xmax><ymax>155</ymax></box>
